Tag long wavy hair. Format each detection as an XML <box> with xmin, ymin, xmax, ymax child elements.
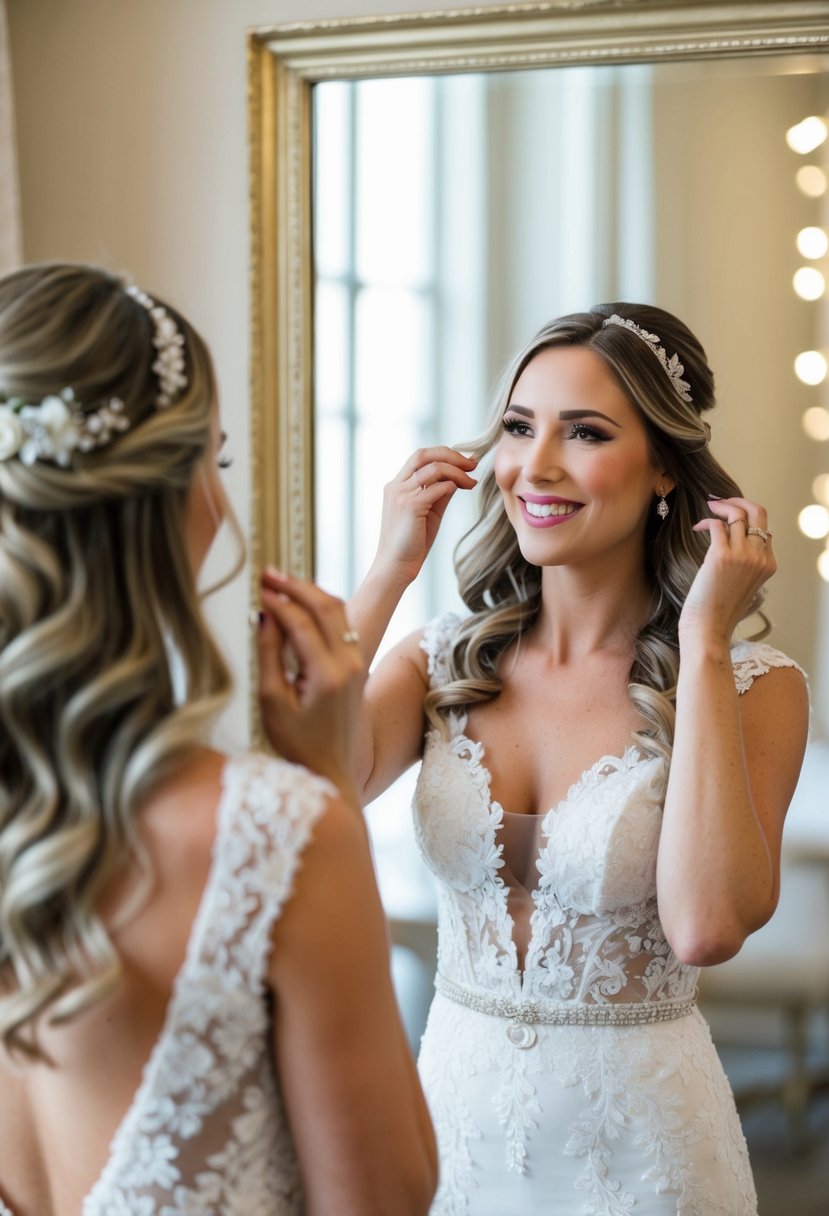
<box><xmin>426</xmin><ymin>303</ymin><xmax>766</xmax><ymax>757</ymax></box>
<box><xmin>0</xmin><ymin>262</ymin><xmax>244</xmax><ymax>1058</ymax></box>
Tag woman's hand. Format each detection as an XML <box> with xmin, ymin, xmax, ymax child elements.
<box><xmin>257</xmin><ymin>569</ymin><xmax>366</xmax><ymax>792</ymax></box>
<box><xmin>679</xmin><ymin>496</ymin><xmax>776</xmax><ymax>645</ymax></box>
<box><xmin>371</xmin><ymin>447</ymin><xmax>477</xmax><ymax>587</ymax></box>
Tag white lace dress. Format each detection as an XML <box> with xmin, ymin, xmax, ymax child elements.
<box><xmin>0</xmin><ymin>753</ymin><xmax>332</xmax><ymax>1216</ymax></box>
<box><xmin>415</xmin><ymin>613</ymin><xmax>802</xmax><ymax>1216</ymax></box>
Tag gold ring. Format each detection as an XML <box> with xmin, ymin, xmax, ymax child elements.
<box><xmin>725</xmin><ymin>518</ymin><xmax>747</xmax><ymax>530</ymax></box>
<box><xmin>341</xmin><ymin>629</ymin><xmax>361</xmax><ymax>644</ymax></box>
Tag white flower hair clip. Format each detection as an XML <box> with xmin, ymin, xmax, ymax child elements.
<box><xmin>602</xmin><ymin>314</ymin><xmax>693</xmax><ymax>405</ymax></box>
<box><xmin>126</xmin><ymin>285</ymin><xmax>188</xmax><ymax>408</ymax></box>
<box><xmin>0</xmin><ymin>388</ymin><xmax>129</xmax><ymax>467</ymax></box>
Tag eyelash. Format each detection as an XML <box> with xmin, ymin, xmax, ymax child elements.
<box><xmin>218</xmin><ymin>433</ymin><xmax>233</xmax><ymax>469</ymax></box>
<box><xmin>501</xmin><ymin>417</ymin><xmax>611</xmax><ymax>443</ymax></box>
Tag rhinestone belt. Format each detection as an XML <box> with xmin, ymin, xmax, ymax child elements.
<box><xmin>434</xmin><ymin>973</ymin><xmax>697</xmax><ymax>1048</ymax></box>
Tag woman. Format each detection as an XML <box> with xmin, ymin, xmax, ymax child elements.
<box><xmin>0</xmin><ymin>263</ymin><xmax>436</xmax><ymax>1215</ymax></box>
<box><xmin>297</xmin><ymin>304</ymin><xmax>809</xmax><ymax>1213</ymax></box>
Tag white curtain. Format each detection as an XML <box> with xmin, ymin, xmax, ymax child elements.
<box><xmin>0</xmin><ymin>0</ymin><xmax>21</xmax><ymax>272</ymax></box>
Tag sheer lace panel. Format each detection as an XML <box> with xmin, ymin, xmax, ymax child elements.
<box><xmin>497</xmin><ymin>812</ymin><xmax>545</xmax><ymax>970</ymax></box>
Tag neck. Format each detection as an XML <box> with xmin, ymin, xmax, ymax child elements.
<box><xmin>531</xmin><ymin>558</ymin><xmax>651</xmax><ymax>663</ymax></box>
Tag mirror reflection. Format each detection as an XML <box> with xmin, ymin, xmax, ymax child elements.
<box><xmin>311</xmin><ymin>53</ymin><xmax>829</xmax><ymax>1190</ymax></box>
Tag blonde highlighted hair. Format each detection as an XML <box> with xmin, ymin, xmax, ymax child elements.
<box><xmin>0</xmin><ymin>262</ymin><xmax>243</xmax><ymax>1057</ymax></box>
<box><xmin>426</xmin><ymin>303</ymin><xmax>767</xmax><ymax>755</ymax></box>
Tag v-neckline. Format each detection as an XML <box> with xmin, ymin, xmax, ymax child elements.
<box><xmin>443</xmin><ymin>726</ymin><xmax>654</xmax><ymax>984</ymax></box>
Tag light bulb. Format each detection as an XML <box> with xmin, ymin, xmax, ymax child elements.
<box><xmin>796</xmin><ymin>226</ymin><xmax>829</xmax><ymax>259</ymax></box>
<box><xmin>786</xmin><ymin>116</ymin><xmax>828</xmax><ymax>154</ymax></box>
<box><xmin>794</xmin><ymin>350</ymin><xmax>828</xmax><ymax>385</ymax></box>
<box><xmin>803</xmin><ymin>407</ymin><xmax>829</xmax><ymax>440</ymax></box>
<box><xmin>819</xmin><ymin>547</ymin><xmax>829</xmax><ymax>582</ymax></box>
<box><xmin>798</xmin><ymin>503</ymin><xmax>829</xmax><ymax>538</ymax></box>
<box><xmin>796</xmin><ymin>165</ymin><xmax>828</xmax><ymax>197</ymax></box>
<box><xmin>793</xmin><ymin>267</ymin><xmax>826</xmax><ymax>300</ymax></box>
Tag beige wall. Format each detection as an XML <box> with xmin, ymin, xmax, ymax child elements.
<box><xmin>6</xmin><ymin>0</ymin><xmax>509</xmax><ymax>744</ymax></box>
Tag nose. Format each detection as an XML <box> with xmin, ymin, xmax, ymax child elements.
<box><xmin>523</xmin><ymin>434</ymin><xmax>564</xmax><ymax>485</ymax></box>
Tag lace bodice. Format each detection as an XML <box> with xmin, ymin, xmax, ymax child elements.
<box><xmin>414</xmin><ymin>613</ymin><xmax>802</xmax><ymax>1009</ymax></box>
<box><xmin>66</xmin><ymin>753</ymin><xmax>333</xmax><ymax>1216</ymax></box>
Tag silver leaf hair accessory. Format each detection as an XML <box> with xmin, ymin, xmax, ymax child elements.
<box><xmin>0</xmin><ymin>388</ymin><xmax>129</xmax><ymax>467</ymax></box>
<box><xmin>125</xmin><ymin>285</ymin><xmax>188</xmax><ymax>408</ymax></box>
<box><xmin>602</xmin><ymin>314</ymin><xmax>693</xmax><ymax>404</ymax></box>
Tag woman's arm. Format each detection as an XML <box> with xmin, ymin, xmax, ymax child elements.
<box><xmin>656</xmin><ymin>497</ymin><xmax>809</xmax><ymax>966</ymax></box>
<box><xmin>268</xmin><ymin>788</ymin><xmax>438</xmax><ymax>1216</ymax></box>
<box><xmin>267</xmin><ymin>447</ymin><xmax>476</xmax><ymax>803</ymax></box>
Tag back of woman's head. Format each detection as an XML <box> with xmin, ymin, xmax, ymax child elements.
<box><xmin>0</xmin><ymin>262</ymin><xmax>238</xmax><ymax>1057</ymax></box>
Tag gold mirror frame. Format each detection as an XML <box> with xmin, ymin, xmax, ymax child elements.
<box><xmin>248</xmin><ymin>0</ymin><xmax>829</xmax><ymax>590</ymax></box>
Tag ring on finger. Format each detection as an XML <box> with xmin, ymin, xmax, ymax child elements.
<box><xmin>341</xmin><ymin>629</ymin><xmax>361</xmax><ymax>645</ymax></box>
<box><xmin>725</xmin><ymin>517</ymin><xmax>747</xmax><ymax>531</ymax></box>
<box><xmin>746</xmin><ymin>526</ymin><xmax>773</xmax><ymax>543</ymax></box>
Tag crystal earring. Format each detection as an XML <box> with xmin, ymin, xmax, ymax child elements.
<box><xmin>656</xmin><ymin>490</ymin><xmax>669</xmax><ymax>521</ymax></box>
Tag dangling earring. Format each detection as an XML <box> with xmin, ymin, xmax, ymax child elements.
<box><xmin>656</xmin><ymin>488</ymin><xmax>669</xmax><ymax>521</ymax></box>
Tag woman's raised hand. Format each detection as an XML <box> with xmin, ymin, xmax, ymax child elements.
<box><xmin>680</xmin><ymin>496</ymin><xmax>776</xmax><ymax>645</ymax></box>
<box><xmin>257</xmin><ymin>569</ymin><xmax>366</xmax><ymax>793</ymax></box>
<box><xmin>372</xmin><ymin>447</ymin><xmax>477</xmax><ymax>586</ymax></box>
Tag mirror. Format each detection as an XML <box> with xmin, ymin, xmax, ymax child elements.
<box><xmin>249</xmin><ymin>2</ymin><xmax>829</xmax><ymax>1171</ymax></box>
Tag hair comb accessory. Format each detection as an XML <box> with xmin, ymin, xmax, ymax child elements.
<box><xmin>602</xmin><ymin>314</ymin><xmax>693</xmax><ymax>405</ymax></box>
<box><xmin>0</xmin><ymin>387</ymin><xmax>129</xmax><ymax>467</ymax></box>
<box><xmin>125</xmin><ymin>285</ymin><xmax>188</xmax><ymax>408</ymax></box>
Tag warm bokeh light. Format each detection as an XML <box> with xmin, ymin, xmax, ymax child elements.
<box><xmin>786</xmin><ymin>116</ymin><xmax>828</xmax><ymax>154</ymax></box>
<box><xmin>807</xmin><ymin>466</ymin><xmax>826</xmax><ymax>500</ymax></box>
<box><xmin>796</xmin><ymin>226</ymin><xmax>829</xmax><ymax>259</ymax></box>
<box><xmin>813</xmin><ymin>473</ymin><xmax>829</xmax><ymax>505</ymax></box>
<box><xmin>796</xmin><ymin>165</ymin><xmax>828</xmax><ymax>197</ymax></box>
<box><xmin>803</xmin><ymin>406</ymin><xmax>829</xmax><ymax>441</ymax></box>
<box><xmin>793</xmin><ymin>266</ymin><xmax>826</xmax><ymax>299</ymax></box>
<box><xmin>794</xmin><ymin>350</ymin><xmax>828</xmax><ymax>385</ymax></box>
<box><xmin>798</xmin><ymin>503</ymin><xmax>829</xmax><ymax>538</ymax></box>
<box><xmin>818</xmin><ymin>547</ymin><xmax>829</xmax><ymax>582</ymax></box>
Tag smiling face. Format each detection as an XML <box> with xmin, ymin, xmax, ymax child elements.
<box><xmin>494</xmin><ymin>345</ymin><xmax>673</xmax><ymax>571</ymax></box>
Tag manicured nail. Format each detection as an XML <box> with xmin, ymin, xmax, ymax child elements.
<box><xmin>248</xmin><ymin>608</ymin><xmax>264</xmax><ymax>628</ymax></box>
<box><xmin>707</xmin><ymin>495</ymin><xmax>722</xmax><ymax>500</ymax></box>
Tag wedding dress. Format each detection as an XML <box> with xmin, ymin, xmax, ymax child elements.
<box><xmin>415</xmin><ymin>613</ymin><xmax>802</xmax><ymax>1216</ymax></box>
<box><xmin>0</xmin><ymin>753</ymin><xmax>332</xmax><ymax>1216</ymax></box>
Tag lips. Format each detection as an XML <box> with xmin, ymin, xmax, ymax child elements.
<box><xmin>518</xmin><ymin>493</ymin><xmax>582</xmax><ymax>528</ymax></box>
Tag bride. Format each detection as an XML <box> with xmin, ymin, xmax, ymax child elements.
<box><xmin>271</xmin><ymin>303</ymin><xmax>809</xmax><ymax>1214</ymax></box>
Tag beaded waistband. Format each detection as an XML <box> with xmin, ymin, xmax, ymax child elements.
<box><xmin>434</xmin><ymin>973</ymin><xmax>696</xmax><ymax>1047</ymax></box>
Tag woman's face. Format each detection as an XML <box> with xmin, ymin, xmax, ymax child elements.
<box><xmin>183</xmin><ymin>403</ymin><xmax>229</xmax><ymax>574</ymax></box>
<box><xmin>493</xmin><ymin>345</ymin><xmax>672</xmax><ymax>570</ymax></box>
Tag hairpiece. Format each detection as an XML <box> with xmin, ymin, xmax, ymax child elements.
<box><xmin>125</xmin><ymin>285</ymin><xmax>188</xmax><ymax>408</ymax></box>
<box><xmin>602</xmin><ymin>314</ymin><xmax>693</xmax><ymax>404</ymax></box>
<box><xmin>0</xmin><ymin>388</ymin><xmax>129</xmax><ymax>467</ymax></box>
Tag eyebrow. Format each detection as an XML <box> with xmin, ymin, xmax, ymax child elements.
<box><xmin>506</xmin><ymin>405</ymin><xmax>622</xmax><ymax>428</ymax></box>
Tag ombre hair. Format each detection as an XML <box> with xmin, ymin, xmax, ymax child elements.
<box><xmin>0</xmin><ymin>262</ymin><xmax>244</xmax><ymax>1057</ymax></box>
<box><xmin>426</xmin><ymin>303</ymin><xmax>766</xmax><ymax>755</ymax></box>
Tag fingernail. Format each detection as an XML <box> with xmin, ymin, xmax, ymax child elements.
<box><xmin>707</xmin><ymin>495</ymin><xmax>722</xmax><ymax>500</ymax></box>
<box><xmin>248</xmin><ymin>608</ymin><xmax>264</xmax><ymax>629</ymax></box>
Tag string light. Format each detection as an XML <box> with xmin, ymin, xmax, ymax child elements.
<box><xmin>798</xmin><ymin>504</ymin><xmax>829</xmax><ymax>539</ymax></box>
<box><xmin>786</xmin><ymin>116</ymin><xmax>828</xmax><ymax>154</ymax></box>
<box><xmin>794</xmin><ymin>350</ymin><xmax>827</xmax><ymax>385</ymax></box>
<box><xmin>796</xmin><ymin>165</ymin><xmax>828</xmax><ymax>197</ymax></box>
<box><xmin>796</xmin><ymin>226</ymin><xmax>829</xmax><ymax>259</ymax></box>
<box><xmin>793</xmin><ymin>267</ymin><xmax>826</xmax><ymax>300</ymax></box>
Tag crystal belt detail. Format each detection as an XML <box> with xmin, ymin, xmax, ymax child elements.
<box><xmin>434</xmin><ymin>973</ymin><xmax>697</xmax><ymax>1048</ymax></box>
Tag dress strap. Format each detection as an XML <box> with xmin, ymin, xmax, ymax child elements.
<box><xmin>419</xmin><ymin>612</ymin><xmax>461</xmax><ymax>691</ymax></box>
<box><xmin>730</xmin><ymin>640</ymin><xmax>807</xmax><ymax>696</ymax></box>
